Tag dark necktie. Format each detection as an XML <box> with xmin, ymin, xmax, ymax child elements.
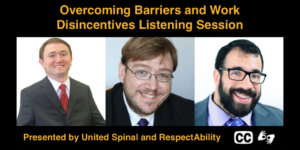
<box><xmin>138</xmin><ymin>118</ymin><xmax>149</xmax><ymax>126</ymax></box>
<box><xmin>224</xmin><ymin>117</ymin><xmax>248</xmax><ymax>126</ymax></box>
<box><xmin>59</xmin><ymin>84</ymin><xmax>69</xmax><ymax>113</ymax></box>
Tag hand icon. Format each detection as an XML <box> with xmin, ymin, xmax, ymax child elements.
<box><xmin>258</xmin><ymin>130</ymin><xmax>267</xmax><ymax>141</ymax></box>
<box><xmin>266</xmin><ymin>134</ymin><xmax>275</xmax><ymax>144</ymax></box>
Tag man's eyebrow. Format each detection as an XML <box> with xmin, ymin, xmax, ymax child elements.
<box><xmin>251</xmin><ymin>69</ymin><xmax>263</xmax><ymax>73</ymax></box>
<box><xmin>47</xmin><ymin>49</ymin><xmax>67</xmax><ymax>53</ymax></box>
<box><xmin>132</xmin><ymin>64</ymin><xmax>173</xmax><ymax>73</ymax></box>
<box><xmin>230</xmin><ymin>66</ymin><xmax>262</xmax><ymax>73</ymax></box>
<box><xmin>230</xmin><ymin>66</ymin><xmax>243</xmax><ymax>70</ymax></box>
<box><xmin>132</xmin><ymin>64</ymin><xmax>151</xmax><ymax>69</ymax></box>
<box><xmin>47</xmin><ymin>51</ymin><xmax>56</xmax><ymax>55</ymax></box>
<box><xmin>158</xmin><ymin>68</ymin><xmax>173</xmax><ymax>73</ymax></box>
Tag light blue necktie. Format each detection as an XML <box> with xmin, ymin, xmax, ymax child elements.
<box><xmin>224</xmin><ymin>117</ymin><xmax>248</xmax><ymax>126</ymax></box>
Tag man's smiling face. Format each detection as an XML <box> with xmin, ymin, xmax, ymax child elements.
<box><xmin>39</xmin><ymin>43</ymin><xmax>72</xmax><ymax>81</ymax></box>
<box><xmin>215</xmin><ymin>47</ymin><xmax>262</xmax><ymax>117</ymax></box>
<box><xmin>119</xmin><ymin>53</ymin><xmax>173</xmax><ymax>117</ymax></box>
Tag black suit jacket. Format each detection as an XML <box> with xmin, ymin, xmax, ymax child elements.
<box><xmin>106</xmin><ymin>83</ymin><xmax>194</xmax><ymax>126</ymax></box>
<box><xmin>17</xmin><ymin>77</ymin><xmax>105</xmax><ymax>126</ymax></box>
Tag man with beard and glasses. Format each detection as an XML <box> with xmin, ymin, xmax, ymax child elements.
<box><xmin>195</xmin><ymin>39</ymin><xmax>283</xmax><ymax>126</ymax></box>
<box><xmin>106</xmin><ymin>37</ymin><xmax>194</xmax><ymax>126</ymax></box>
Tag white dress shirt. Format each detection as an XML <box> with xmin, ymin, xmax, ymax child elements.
<box><xmin>123</xmin><ymin>92</ymin><xmax>154</xmax><ymax>126</ymax></box>
<box><xmin>47</xmin><ymin>76</ymin><xmax>70</xmax><ymax>99</ymax></box>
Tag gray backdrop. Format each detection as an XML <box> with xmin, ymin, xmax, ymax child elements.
<box><xmin>106</xmin><ymin>37</ymin><xmax>194</xmax><ymax>101</ymax></box>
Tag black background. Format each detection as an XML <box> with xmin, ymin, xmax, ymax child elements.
<box><xmin>16</xmin><ymin>0</ymin><xmax>293</xmax><ymax>149</ymax></box>
<box><xmin>16</xmin><ymin>0</ymin><xmax>289</xmax><ymax>37</ymax></box>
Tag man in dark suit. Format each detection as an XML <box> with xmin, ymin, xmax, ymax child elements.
<box><xmin>106</xmin><ymin>37</ymin><xmax>194</xmax><ymax>126</ymax></box>
<box><xmin>17</xmin><ymin>38</ymin><xmax>105</xmax><ymax>126</ymax></box>
<box><xmin>195</xmin><ymin>39</ymin><xmax>283</xmax><ymax>126</ymax></box>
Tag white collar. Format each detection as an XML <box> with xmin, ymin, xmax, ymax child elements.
<box><xmin>123</xmin><ymin>92</ymin><xmax>154</xmax><ymax>126</ymax></box>
<box><xmin>47</xmin><ymin>76</ymin><xmax>70</xmax><ymax>97</ymax></box>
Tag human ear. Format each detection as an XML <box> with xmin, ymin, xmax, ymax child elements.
<box><xmin>118</xmin><ymin>62</ymin><xmax>126</xmax><ymax>83</ymax></box>
<box><xmin>213</xmin><ymin>69</ymin><xmax>221</xmax><ymax>87</ymax></box>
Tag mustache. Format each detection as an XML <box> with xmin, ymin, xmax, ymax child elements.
<box><xmin>138</xmin><ymin>89</ymin><xmax>161</xmax><ymax>95</ymax></box>
<box><xmin>229</xmin><ymin>88</ymin><xmax>256</xmax><ymax>98</ymax></box>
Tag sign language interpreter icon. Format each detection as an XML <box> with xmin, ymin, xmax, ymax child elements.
<box><xmin>258</xmin><ymin>130</ymin><xmax>275</xmax><ymax>144</ymax></box>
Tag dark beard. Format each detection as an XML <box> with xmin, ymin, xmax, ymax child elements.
<box><xmin>218</xmin><ymin>80</ymin><xmax>261</xmax><ymax>117</ymax></box>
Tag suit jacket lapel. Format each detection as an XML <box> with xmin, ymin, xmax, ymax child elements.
<box><xmin>253</xmin><ymin>104</ymin><xmax>269</xmax><ymax>126</ymax></box>
<box><xmin>108</xmin><ymin>83</ymin><xmax>131</xmax><ymax>126</ymax></box>
<box><xmin>199</xmin><ymin>98</ymin><xmax>209</xmax><ymax>126</ymax></box>
<box><xmin>40</xmin><ymin>77</ymin><xmax>65</xmax><ymax>114</ymax></box>
<box><xmin>67</xmin><ymin>78</ymin><xmax>79</xmax><ymax>116</ymax></box>
<box><xmin>194</xmin><ymin>96</ymin><xmax>209</xmax><ymax>126</ymax></box>
<box><xmin>154</xmin><ymin>97</ymin><xmax>175</xmax><ymax>126</ymax></box>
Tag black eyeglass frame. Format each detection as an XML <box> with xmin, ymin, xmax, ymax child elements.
<box><xmin>218</xmin><ymin>67</ymin><xmax>267</xmax><ymax>84</ymax></box>
<box><xmin>125</xmin><ymin>64</ymin><xmax>174</xmax><ymax>82</ymax></box>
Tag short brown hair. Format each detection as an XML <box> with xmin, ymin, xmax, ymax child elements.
<box><xmin>121</xmin><ymin>37</ymin><xmax>178</xmax><ymax>71</ymax></box>
<box><xmin>39</xmin><ymin>38</ymin><xmax>72</xmax><ymax>60</ymax></box>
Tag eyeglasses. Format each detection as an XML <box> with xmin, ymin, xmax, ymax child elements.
<box><xmin>125</xmin><ymin>64</ymin><xmax>173</xmax><ymax>82</ymax></box>
<box><xmin>219</xmin><ymin>67</ymin><xmax>267</xmax><ymax>84</ymax></box>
